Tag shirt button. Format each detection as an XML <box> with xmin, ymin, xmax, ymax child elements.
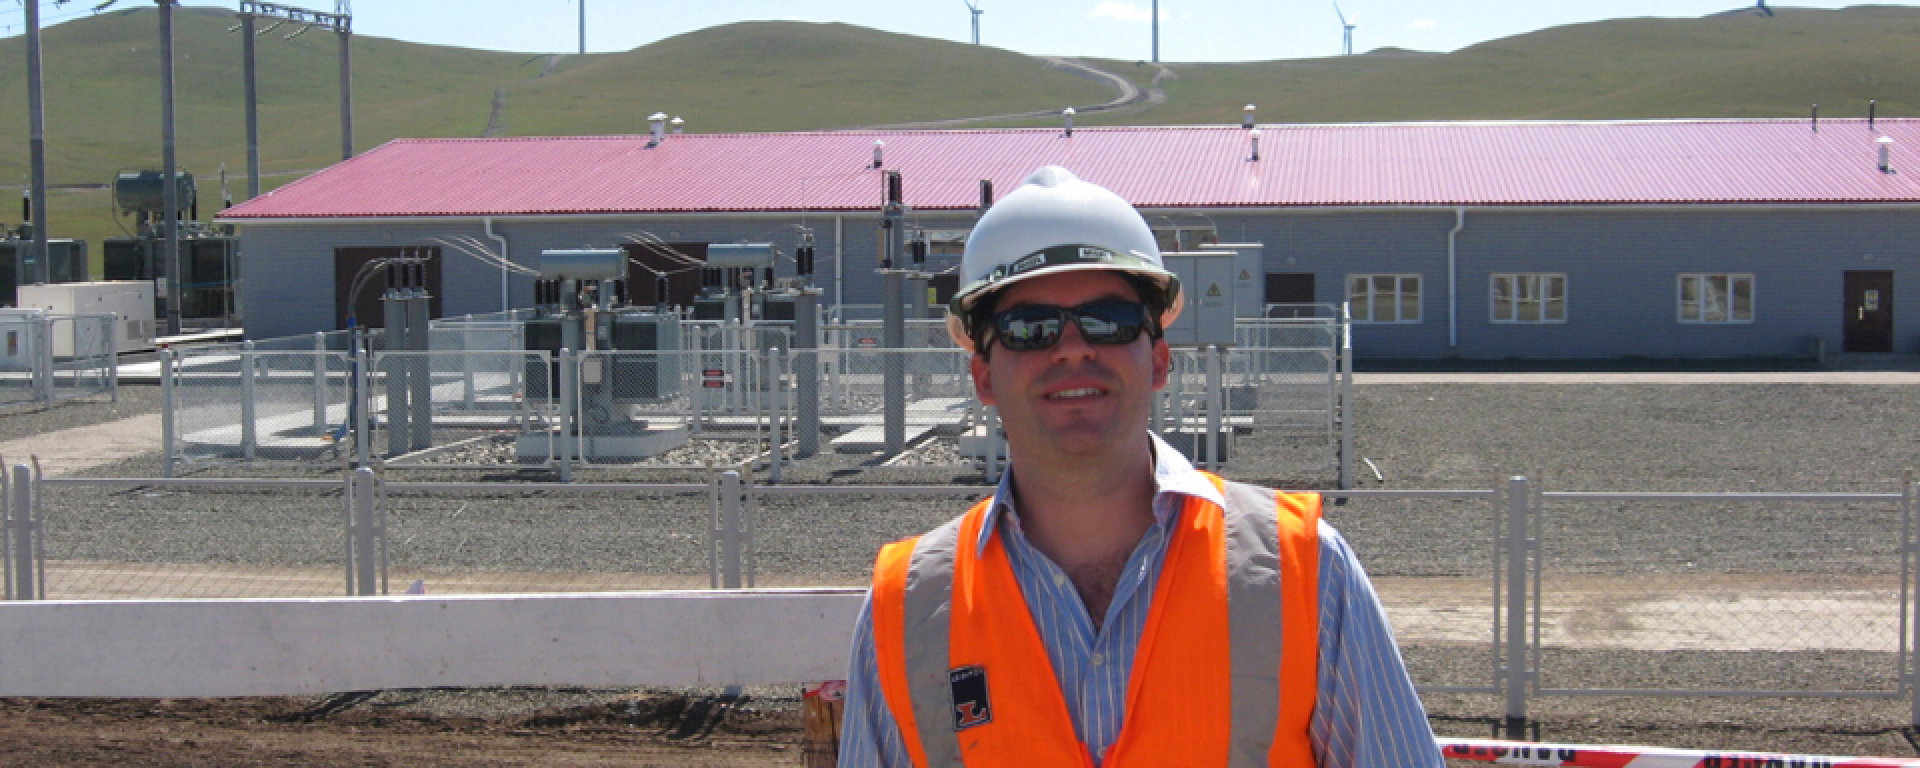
<box><xmin>1052</xmin><ymin>572</ymin><xmax>1067</xmax><ymax>587</ymax></box>
<box><xmin>1090</xmin><ymin>652</ymin><xmax>1106</xmax><ymax>666</ymax></box>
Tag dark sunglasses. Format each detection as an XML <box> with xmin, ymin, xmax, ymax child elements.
<box><xmin>990</xmin><ymin>299</ymin><xmax>1152</xmax><ymax>352</ymax></box>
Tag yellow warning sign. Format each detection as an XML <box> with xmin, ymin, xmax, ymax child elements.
<box><xmin>1206</xmin><ymin>283</ymin><xmax>1224</xmax><ymax>298</ymax></box>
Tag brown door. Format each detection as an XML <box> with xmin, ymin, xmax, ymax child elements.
<box><xmin>1842</xmin><ymin>271</ymin><xmax>1894</xmax><ymax>354</ymax></box>
<box><xmin>1265</xmin><ymin>273</ymin><xmax>1315</xmax><ymax>318</ymax></box>
<box><xmin>334</xmin><ymin>246</ymin><xmax>444</xmax><ymax>330</ymax></box>
<box><xmin>624</xmin><ymin>242</ymin><xmax>707</xmax><ymax>309</ymax></box>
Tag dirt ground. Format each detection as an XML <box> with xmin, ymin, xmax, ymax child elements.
<box><xmin>0</xmin><ymin>694</ymin><xmax>803</xmax><ymax>767</ymax></box>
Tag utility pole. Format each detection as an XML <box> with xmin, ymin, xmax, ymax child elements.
<box><xmin>241</xmin><ymin>11</ymin><xmax>259</xmax><ymax>198</ymax></box>
<box><xmin>1152</xmin><ymin>0</ymin><xmax>1159</xmax><ymax>63</ymax></box>
<box><xmin>160</xmin><ymin>0</ymin><xmax>184</xmax><ymax>335</ymax></box>
<box><xmin>24</xmin><ymin>0</ymin><xmax>50</xmax><ymax>283</ymax></box>
<box><xmin>579</xmin><ymin>0</ymin><xmax>586</xmax><ymax>54</ymax></box>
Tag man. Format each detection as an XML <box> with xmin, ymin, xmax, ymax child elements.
<box><xmin>838</xmin><ymin>166</ymin><xmax>1440</xmax><ymax>767</ymax></box>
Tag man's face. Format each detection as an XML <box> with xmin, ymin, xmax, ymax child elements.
<box><xmin>969</xmin><ymin>271</ymin><xmax>1171</xmax><ymax>461</ymax></box>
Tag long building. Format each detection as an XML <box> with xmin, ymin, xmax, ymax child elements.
<box><xmin>220</xmin><ymin>118</ymin><xmax>1920</xmax><ymax>360</ymax></box>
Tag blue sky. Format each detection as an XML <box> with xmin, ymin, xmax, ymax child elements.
<box><xmin>3</xmin><ymin>1</ymin><xmax>1911</xmax><ymax>62</ymax></box>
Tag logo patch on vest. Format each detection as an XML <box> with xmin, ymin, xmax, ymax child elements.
<box><xmin>949</xmin><ymin>665</ymin><xmax>992</xmax><ymax>731</ymax></box>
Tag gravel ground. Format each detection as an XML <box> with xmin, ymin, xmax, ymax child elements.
<box><xmin>12</xmin><ymin>375</ymin><xmax>1920</xmax><ymax>760</ymax></box>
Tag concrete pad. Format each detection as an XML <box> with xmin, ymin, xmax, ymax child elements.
<box><xmin>0</xmin><ymin>412</ymin><xmax>161</xmax><ymax>476</ymax></box>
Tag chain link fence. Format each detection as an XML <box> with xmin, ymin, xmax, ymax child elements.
<box><xmin>0</xmin><ymin>312</ymin><xmax>116</xmax><ymax>408</ymax></box>
<box><xmin>158</xmin><ymin>314</ymin><xmax>1346</xmax><ymax>482</ymax></box>
<box><xmin>14</xmin><ymin>467</ymin><xmax>1919</xmax><ymax>716</ymax></box>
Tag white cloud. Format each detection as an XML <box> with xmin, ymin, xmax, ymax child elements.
<box><xmin>1404</xmin><ymin>18</ymin><xmax>1438</xmax><ymax>30</ymax></box>
<box><xmin>1088</xmin><ymin>1</ymin><xmax>1168</xmax><ymax>23</ymax></box>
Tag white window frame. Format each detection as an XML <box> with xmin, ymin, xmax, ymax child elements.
<box><xmin>1490</xmin><ymin>273</ymin><xmax>1568</xmax><ymax>324</ymax></box>
<box><xmin>1677</xmin><ymin>273</ymin><xmax>1755</xmax><ymax>324</ymax></box>
<box><xmin>1346</xmin><ymin>274</ymin><xmax>1422</xmax><ymax>324</ymax></box>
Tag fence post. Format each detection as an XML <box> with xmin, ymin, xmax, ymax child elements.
<box><xmin>354</xmin><ymin>342</ymin><xmax>372</xmax><ymax>467</ymax></box>
<box><xmin>1338</xmin><ymin>308</ymin><xmax>1354</xmax><ymax>490</ymax></box>
<box><xmin>1205</xmin><ymin>344</ymin><xmax>1224</xmax><ymax>470</ymax></box>
<box><xmin>158</xmin><ymin>347</ymin><xmax>177</xmax><ymax>478</ymax></box>
<box><xmin>349</xmin><ymin>466</ymin><xmax>378</xmax><ymax>596</ymax></box>
<box><xmin>1906</xmin><ymin>468</ymin><xmax>1918</xmax><ymax>728</ymax></box>
<box><xmin>1504</xmin><ymin>475</ymin><xmax>1531</xmax><ymax>739</ymax></box>
<box><xmin>312</xmin><ymin>332</ymin><xmax>328</xmax><ymax>432</ymax></box>
<box><xmin>769</xmin><ymin>347</ymin><xmax>784</xmax><ymax>485</ymax></box>
<box><xmin>7</xmin><ymin>464</ymin><xmax>39</xmax><ymax>600</ymax></box>
<box><xmin>107</xmin><ymin>316</ymin><xmax>119</xmax><ymax>403</ymax></box>
<box><xmin>558</xmin><ymin>348</ymin><xmax>575</xmax><ymax>483</ymax></box>
<box><xmin>717</xmin><ymin>470</ymin><xmax>744</xmax><ymax>589</ymax></box>
<box><xmin>35</xmin><ymin>317</ymin><xmax>54</xmax><ymax>405</ymax></box>
<box><xmin>795</xmin><ymin>289</ymin><xmax>821</xmax><ymax>458</ymax></box>
<box><xmin>240</xmin><ymin>340</ymin><xmax>258</xmax><ymax>461</ymax></box>
<box><xmin>882</xmin><ymin>271</ymin><xmax>905</xmax><ymax>456</ymax></box>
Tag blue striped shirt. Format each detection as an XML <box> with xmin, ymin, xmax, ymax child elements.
<box><xmin>837</xmin><ymin>433</ymin><xmax>1442</xmax><ymax>767</ymax></box>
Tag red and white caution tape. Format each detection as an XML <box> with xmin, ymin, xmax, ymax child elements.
<box><xmin>1439</xmin><ymin>738</ymin><xmax>1920</xmax><ymax>768</ymax></box>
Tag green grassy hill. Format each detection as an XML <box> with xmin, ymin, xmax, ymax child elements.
<box><xmin>2</xmin><ymin>4</ymin><xmax>1918</xmax><ymax>254</ymax></box>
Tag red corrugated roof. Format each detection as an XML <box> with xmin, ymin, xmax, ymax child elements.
<box><xmin>220</xmin><ymin>120</ymin><xmax>1920</xmax><ymax>219</ymax></box>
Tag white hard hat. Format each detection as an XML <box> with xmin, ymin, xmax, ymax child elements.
<box><xmin>945</xmin><ymin>166</ymin><xmax>1183</xmax><ymax>351</ymax></box>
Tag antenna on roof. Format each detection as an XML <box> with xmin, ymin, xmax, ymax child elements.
<box><xmin>962</xmin><ymin>0</ymin><xmax>983</xmax><ymax>45</ymax></box>
<box><xmin>1755</xmin><ymin>0</ymin><xmax>1773</xmax><ymax>16</ymax></box>
<box><xmin>1334</xmin><ymin>1</ymin><xmax>1357</xmax><ymax>56</ymax></box>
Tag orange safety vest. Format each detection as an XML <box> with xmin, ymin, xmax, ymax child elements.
<box><xmin>871</xmin><ymin>473</ymin><xmax>1324</xmax><ymax>767</ymax></box>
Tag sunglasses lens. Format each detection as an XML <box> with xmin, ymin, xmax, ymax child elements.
<box><xmin>995</xmin><ymin>307</ymin><xmax>1064</xmax><ymax>351</ymax></box>
<box><xmin>1072</xmin><ymin>301</ymin><xmax>1146</xmax><ymax>344</ymax></box>
<box><xmin>991</xmin><ymin>300</ymin><xmax>1148</xmax><ymax>351</ymax></box>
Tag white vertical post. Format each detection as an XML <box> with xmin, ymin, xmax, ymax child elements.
<box><xmin>1504</xmin><ymin>475</ymin><xmax>1531</xmax><ymax>738</ymax></box>
<box><xmin>718</xmin><ymin>470</ymin><xmax>744</xmax><ymax>589</ymax></box>
<box><xmin>349</xmin><ymin>467</ymin><xmax>379</xmax><ymax>596</ymax></box>
<box><xmin>240</xmin><ymin>340</ymin><xmax>258</xmax><ymax>461</ymax></box>
<box><xmin>1339</xmin><ymin>306</ymin><xmax>1354</xmax><ymax>489</ymax></box>
<box><xmin>1205</xmin><ymin>344</ymin><xmax>1223</xmax><ymax>470</ymax></box>
<box><xmin>312</xmin><ymin>332</ymin><xmax>328</xmax><ymax>432</ymax></box>
<box><xmin>354</xmin><ymin>342</ymin><xmax>372</xmax><ymax>467</ymax></box>
<box><xmin>558</xmin><ymin>348</ymin><xmax>575</xmax><ymax>483</ymax></box>
<box><xmin>768</xmin><ymin>347</ymin><xmax>783</xmax><ymax>485</ymax></box>
<box><xmin>161</xmin><ymin>348</ymin><xmax>177</xmax><ymax>479</ymax></box>
<box><xmin>7</xmin><ymin>463</ymin><xmax>37</xmax><ymax>600</ymax></box>
<box><xmin>1906</xmin><ymin>469</ymin><xmax>1918</xmax><ymax>727</ymax></box>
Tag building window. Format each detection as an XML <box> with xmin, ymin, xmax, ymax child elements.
<box><xmin>1491</xmin><ymin>273</ymin><xmax>1567</xmax><ymax>324</ymax></box>
<box><xmin>1348</xmin><ymin>274</ymin><xmax>1421</xmax><ymax>323</ymax></box>
<box><xmin>1677</xmin><ymin>274</ymin><xmax>1754</xmax><ymax>324</ymax></box>
<box><xmin>1152</xmin><ymin>226</ymin><xmax>1217</xmax><ymax>252</ymax></box>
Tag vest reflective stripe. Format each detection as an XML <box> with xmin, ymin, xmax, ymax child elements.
<box><xmin>871</xmin><ymin>476</ymin><xmax>1323</xmax><ymax>767</ymax></box>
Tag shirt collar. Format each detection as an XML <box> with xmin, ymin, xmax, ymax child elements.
<box><xmin>976</xmin><ymin>431</ymin><xmax>1227</xmax><ymax>557</ymax></box>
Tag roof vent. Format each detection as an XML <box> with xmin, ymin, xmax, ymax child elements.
<box><xmin>1063</xmin><ymin>107</ymin><xmax>1076</xmax><ymax>138</ymax></box>
<box><xmin>647</xmin><ymin>112</ymin><xmax>668</xmax><ymax>146</ymax></box>
<box><xmin>1869</xmin><ymin>99</ymin><xmax>1877</xmax><ymax>129</ymax></box>
<box><xmin>671</xmin><ymin>116</ymin><xmax>685</xmax><ymax>135</ymax></box>
<box><xmin>1878</xmin><ymin>136</ymin><xmax>1895</xmax><ymax>173</ymax></box>
<box><xmin>872</xmin><ymin>140</ymin><xmax>885</xmax><ymax>169</ymax></box>
<box><xmin>1249</xmin><ymin>129</ymin><xmax>1262</xmax><ymax>162</ymax></box>
<box><xmin>1811</xmin><ymin>104</ymin><xmax>1818</xmax><ymax>133</ymax></box>
<box><xmin>1243</xmin><ymin>104</ymin><xmax>1257</xmax><ymax>130</ymax></box>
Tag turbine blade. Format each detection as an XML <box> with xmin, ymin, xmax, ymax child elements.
<box><xmin>1333</xmin><ymin>0</ymin><xmax>1347</xmax><ymax>25</ymax></box>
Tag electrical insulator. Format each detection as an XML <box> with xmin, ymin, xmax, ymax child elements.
<box><xmin>655</xmin><ymin>276</ymin><xmax>670</xmax><ymax>308</ymax></box>
<box><xmin>911</xmin><ymin>238</ymin><xmax>927</xmax><ymax>265</ymax></box>
<box><xmin>978</xmin><ymin>179</ymin><xmax>993</xmax><ymax>213</ymax></box>
<box><xmin>886</xmin><ymin>171</ymin><xmax>903</xmax><ymax>205</ymax></box>
<box><xmin>798</xmin><ymin>245</ymin><xmax>815</xmax><ymax>276</ymax></box>
<box><xmin>702</xmin><ymin>267</ymin><xmax>720</xmax><ymax>289</ymax></box>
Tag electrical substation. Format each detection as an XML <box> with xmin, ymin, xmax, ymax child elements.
<box><xmin>101</xmin><ymin>171</ymin><xmax>241</xmax><ymax>331</ymax></box>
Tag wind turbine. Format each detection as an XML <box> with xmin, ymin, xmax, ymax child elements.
<box><xmin>1334</xmin><ymin>1</ymin><xmax>1357</xmax><ymax>56</ymax></box>
<box><xmin>963</xmin><ymin>0</ymin><xmax>983</xmax><ymax>45</ymax></box>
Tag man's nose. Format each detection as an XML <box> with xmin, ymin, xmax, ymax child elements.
<box><xmin>1049</xmin><ymin>318</ymin><xmax>1098</xmax><ymax>361</ymax></box>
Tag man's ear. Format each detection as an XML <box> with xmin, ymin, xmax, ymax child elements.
<box><xmin>1151</xmin><ymin>339</ymin><xmax>1170</xmax><ymax>391</ymax></box>
<box><xmin>970</xmin><ymin>352</ymin><xmax>997</xmax><ymax>406</ymax></box>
